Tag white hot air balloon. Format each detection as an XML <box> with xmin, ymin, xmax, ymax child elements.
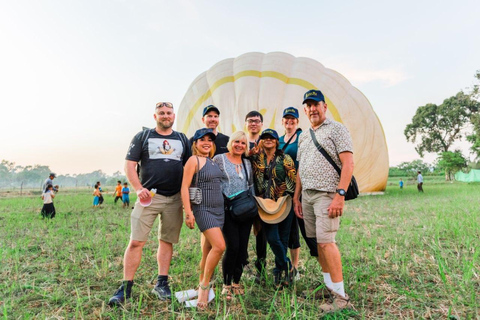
<box><xmin>177</xmin><ymin>52</ymin><xmax>388</xmax><ymax>192</ymax></box>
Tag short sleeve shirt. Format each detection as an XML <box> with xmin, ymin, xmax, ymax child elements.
<box><xmin>297</xmin><ymin>118</ymin><xmax>353</xmax><ymax>192</ymax></box>
<box><xmin>126</xmin><ymin>129</ymin><xmax>191</xmax><ymax>196</ymax></box>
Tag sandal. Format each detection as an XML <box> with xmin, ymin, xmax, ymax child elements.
<box><xmin>231</xmin><ymin>283</ymin><xmax>245</xmax><ymax>295</ymax></box>
<box><xmin>196</xmin><ymin>283</ymin><xmax>210</xmax><ymax>310</ymax></box>
<box><xmin>221</xmin><ymin>285</ymin><xmax>233</xmax><ymax>300</ymax></box>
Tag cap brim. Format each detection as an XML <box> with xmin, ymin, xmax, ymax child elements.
<box><xmin>203</xmin><ymin>108</ymin><xmax>220</xmax><ymax>116</ymax></box>
<box><xmin>196</xmin><ymin>132</ymin><xmax>216</xmax><ymax>141</ymax></box>
<box><xmin>260</xmin><ymin>134</ymin><xmax>278</xmax><ymax>140</ymax></box>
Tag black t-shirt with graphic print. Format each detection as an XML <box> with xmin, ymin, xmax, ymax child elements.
<box><xmin>126</xmin><ymin>129</ymin><xmax>191</xmax><ymax>196</ymax></box>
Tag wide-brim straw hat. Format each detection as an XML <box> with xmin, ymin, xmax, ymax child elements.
<box><xmin>255</xmin><ymin>195</ymin><xmax>292</xmax><ymax>224</ymax></box>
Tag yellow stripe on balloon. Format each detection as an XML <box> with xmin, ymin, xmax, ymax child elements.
<box><xmin>181</xmin><ymin>71</ymin><xmax>343</xmax><ymax>133</ymax></box>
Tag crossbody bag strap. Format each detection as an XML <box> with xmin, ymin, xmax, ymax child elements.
<box><xmin>281</xmin><ymin>128</ymin><xmax>302</xmax><ymax>151</ymax></box>
<box><xmin>241</xmin><ymin>157</ymin><xmax>249</xmax><ymax>188</ymax></box>
<box><xmin>309</xmin><ymin>128</ymin><xmax>341</xmax><ymax>176</ymax></box>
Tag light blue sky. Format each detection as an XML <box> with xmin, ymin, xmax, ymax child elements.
<box><xmin>1</xmin><ymin>0</ymin><xmax>479</xmax><ymax>175</ymax></box>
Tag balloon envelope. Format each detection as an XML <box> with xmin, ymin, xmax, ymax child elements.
<box><xmin>178</xmin><ymin>52</ymin><xmax>388</xmax><ymax>192</ymax></box>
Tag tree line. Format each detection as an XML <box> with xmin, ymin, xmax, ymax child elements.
<box><xmin>404</xmin><ymin>70</ymin><xmax>480</xmax><ymax>180</ymax></box>
<box><xmin>0</xmin><ymin>160</ymin><xmax>126</xmax><ymax>189</ymax></box>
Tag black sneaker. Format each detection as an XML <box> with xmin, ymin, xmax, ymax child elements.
<box><xmin>108</xmin><ymin>280</ymin><xmax>133</xmax><ymax>307</ymax></box>
<box><xmin>152</xmin><ymin>276</ymin><xmax>172</xmax><ymax>300</ymax></box>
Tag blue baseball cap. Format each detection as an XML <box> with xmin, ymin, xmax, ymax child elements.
<box><xmin>282</xmin><ymin>107</ymin><xmax>299</xmax><ymax>119</ymax></box>
<box><xmin>302</xmin><ymin>89</ymin><xmax>325</xmax><ymax>104</ymax></box>
<box><xmin>260</xmin><ymin>129</ymin><xmax>279</xmax><ymax>140</ymax></box>
<box><xmin>202</xmin><ymin>105</ymin><xmax>220</xmax><ymax>116</ymax></box>
<box><xmin>193</xmin><ymin>128</ymin><xmax>216</xmax><ymax>141</ymax></box>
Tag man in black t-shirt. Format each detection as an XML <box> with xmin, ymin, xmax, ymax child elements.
<box><xmin>109</xmin><ymin>102</ymin><xmax>191</xmax><ymax>307</ymax></box>
<box><xmin>189</xmin><ymin>105</ymin><xmax>229</xmax><ymax>155</ymax></box>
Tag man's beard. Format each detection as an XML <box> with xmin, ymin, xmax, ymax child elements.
<box><xmin>158</xmin><ymin>120</ymin><xmax>173</xmax><ymax>129</ymax></box>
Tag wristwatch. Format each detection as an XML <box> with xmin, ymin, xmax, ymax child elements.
<box><xmin>336</xmin><ymin>189</ymin><xmax>346</xmax><ymax>196</ymax></box>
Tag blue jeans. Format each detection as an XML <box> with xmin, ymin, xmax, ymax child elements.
<box><xmin>263</xmin><ymin>208</ymin><xmax>294</xmax><ymax>275</ymax></box>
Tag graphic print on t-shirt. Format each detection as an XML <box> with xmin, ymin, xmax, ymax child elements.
<box><xmin>148</xmin><ymin>138</ymin><xmax>183</xmax><ymax>161</ymax></box>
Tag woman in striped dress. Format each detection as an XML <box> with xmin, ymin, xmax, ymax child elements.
<box><xmin>181</xmin><ymin>128</ymin><xmax>226</xmax><ymax>309</ymax></box>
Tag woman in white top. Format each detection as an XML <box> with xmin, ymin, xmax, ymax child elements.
<box><xmin>41</xmin><ymin>184</ymin><xmax>56</xmax><ymax>219</ymax></box>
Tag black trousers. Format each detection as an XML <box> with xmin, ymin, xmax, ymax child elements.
<box><xmin>222</xmin><ymin>210</ymin><xmax>254</xmax><ymax>285</ymax></box>
<box><xmin>254</xmin><ymin>216</ymin><xmax>268</xmax><ymax>274</ymax></box>
<box><xmin>288</xmin><ymin>215</ymin><xmax>318</xmax><ymax>257</ymax></box>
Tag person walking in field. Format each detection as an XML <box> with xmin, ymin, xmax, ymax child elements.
<box><xmin>96</xmin><ymin>181</ymin><xmax>105</xmax><ymax>205</ymax></box>
<box><xmin>293</xmin><ymin>89</ymin><xmax>355</xmax><ymax>312</ymax></box>
<box><xmin>181</xmin><ymin>128</ymin><xmax>225</xmax><ymax>309</ymax></box>
<box><xmin>108</xmin><ymin>101</ymin><xmax>191</xmax><ymax>307</ymax></box>
<box><xmin>43</xmin><ymin>173</ymin><xmax>58</xmax><ymax>192</ymax></box>
<box><xmin>122</xmin><ymin>182</ymin><xmax>130</xmax><ymax>208</ymax></box>
<box><xmin>113</xmin><ymin>181</ymin><xmax>123</xmax><ymax>204</ymax></box>
<box><xmin>41</xmin><ymin>184</ymin><xmax>56</xmax><ymax>218</ymax></box>
<box><xmin>93</xmin><ymin>184</ymin><xmax>101</xmax><ymax>207</ymax></box>
<box><xmin>417</xmin><ymin>171</ymin><xmax>424</xmax><ymax>192</ymax></box>
<box><xmin>399</xmin><ymin>178</ymin><xmax>404</xmax><ymax>189</ymax></box>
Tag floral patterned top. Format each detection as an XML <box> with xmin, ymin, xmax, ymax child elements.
<box><xmin>297</xmin><ymin>118</ymin><xmax>353</xmax><ymax>193</ymax></box>
<box><xmin>250</xmin><ymin>151</ymin><xmax>296</xmax><ymax>201</ymax></box>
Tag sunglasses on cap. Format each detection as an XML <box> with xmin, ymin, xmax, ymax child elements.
<box><xmin>156</xmin><ymin>102</ymin><xmax>173</xmax><ymax>108</ymax></box>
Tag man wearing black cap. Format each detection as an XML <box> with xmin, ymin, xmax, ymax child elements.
<box><xmin>108</xmin><ymin>101</ymin><xmax>191</xmax><ymax>307</ymax></box>
<box><xmin>189</xmin><ymin>105</ymin><xmax>229</xmax><ymax>155</ymax></box>
<box><xmin>294</xmin><ymin>90</ymin><xmax>354</xmax><ymax>312</ymax></box>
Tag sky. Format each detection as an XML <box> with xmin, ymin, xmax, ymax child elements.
<box><xmin>1</xmin><ymin>0</ymin><xmax>479</xmax><ymax>175</ymax></box>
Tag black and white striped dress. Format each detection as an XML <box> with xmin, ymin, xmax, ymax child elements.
<box><xmin>192</xmin><ymin>157</ymin><xmax>225</xmax><ymax>232</ymax></box>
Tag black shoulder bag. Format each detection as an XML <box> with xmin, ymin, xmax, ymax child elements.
<box><xmin>226</xmin><ymin>157</ymin><xmax>258</xmax><ymax>222</ymax></box>
<box><xmin>309</xmin><ymin>129</ymin><xmax>359</xmax><ymax>200</ymax></box>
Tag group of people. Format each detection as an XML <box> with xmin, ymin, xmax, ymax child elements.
<box><xmin>108</xmin><ymin>89</ymin><xmax>355</xmax><ymax>313</ymax></box>
<box><xmin>41</xmin><ymin>173</ymin><xmax>59</xmax><ymax>219</ymax></box>
<box><xmin>92</xmin><ymin>181</ymin><xmax>131</xmax><ymax>208</ymax></box>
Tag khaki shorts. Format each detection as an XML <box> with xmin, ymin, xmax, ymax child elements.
<box><xmin>130</xmin><ymin>192</ymin><xmax>183</xmax><ymax>243</ymax></box>
<box><xmin>302</xmin><ymin>190</ymin><xmax>339</xmax><ymax>244</ymax></box>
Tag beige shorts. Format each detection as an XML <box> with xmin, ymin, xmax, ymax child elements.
<box><xmin>302</xmin><ymin>190</ymin><xmax>339</xmax><ymax>244</ymax></box>
<box><xmin>130</xmin><ymin>192</ymin><xmax>183</xmax><ymax>243</ymax></box>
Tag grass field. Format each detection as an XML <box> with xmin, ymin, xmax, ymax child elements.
<box><xmin>1</xmin><ymin>181</ymin><xmax>479</xmax><ymax>319</ymax></box>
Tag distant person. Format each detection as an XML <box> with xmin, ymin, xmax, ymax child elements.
<box><xmin>114</xmin><ymin>181</ymin><xmax>123</xmax><ymax>204</ymax></box>
<box><xmin>122</xmin><ymin>182</ymin><xmax>130</xmax><ymax>208</ymax></box>
<box><xmin>181</xmin><ymin>128</ymin><xmax>225</xmax><ymax>309</ymax></box>
<box><xmin>41</xmin><ymin>184</ymin><xmax>56</xmax><ymax>219</ymax></box>
<box><xmin>43</xmin><ymin>173</ymin><xmax>58</xmax><ymax>192</ymax></box>
<box><xmin>108</xmin><ymin>101</ymin><xmax>191</xmax><ymax>307</ymax></box>
<box><xmin>294</xmin><ymin>89</ymin><xmax>354</xmax><ymax>312</ymax></box>
<box><xmin>96</xmin><ymin>181</ymin><xmax>104</xmax><ymax>204</ymax></box>
<box><xmin>93</xmin><ymin>184</ymin><xmax>101</xmax><ymax>207</ymax></box>
<box><xmin>189</xmin><ymin>105</ymin><xmax>230</xmax><ymax>155</ymax></box>
<box><xmin>399</xmin><ymin>178</ymin><xmax>404</xmax><ymax>189</ymax></box>
<box><xmin>417</xmin><ymin>171</ymin><xmax>424</xmax><ymax>192</ymax></box>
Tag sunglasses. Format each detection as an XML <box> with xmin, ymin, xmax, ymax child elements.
<box><xmin>156</xmin><ymin>102</ymin><xmax>173</xmax><ymax>108</ymax></box>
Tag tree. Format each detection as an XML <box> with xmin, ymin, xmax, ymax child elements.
<box><xmin>436</xmin><ymin>150</ymin><xmax>467</xmax><ymax>181</ymax></box>
<box><xmin>405</xmin><ymin>91</ymin><xmax>480</xmax><ymax>157</ymax></box>
<box><xmin>396</xmin><ymin>160</ymin><xmax>431</xmax><ymax>177</ymax></box>
<box><xmin>467</xmin><ymin>70</ymin><xmax>480</xmax><ymax>159</ymax></box>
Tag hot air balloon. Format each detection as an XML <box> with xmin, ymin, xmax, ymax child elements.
<box><xmin>178</xmin><ymin>52</ymin><xmax>388</xmax><ymax>192</ymax></box>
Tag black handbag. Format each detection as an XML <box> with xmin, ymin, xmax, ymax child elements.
<box><xmin>226</xmin><ymin>158</ymin><xmax>258</xmax><ymax>221</ymax></box>
<box><xmin>309</xmin><ymin>129</ymin><xmax>359</xmax><ymax>200</ymax></box>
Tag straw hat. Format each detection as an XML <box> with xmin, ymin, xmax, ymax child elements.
<box><xmin>255</xmin><ymin>195</ymin><xmax>292</xmax><ymax>224</ymax></box>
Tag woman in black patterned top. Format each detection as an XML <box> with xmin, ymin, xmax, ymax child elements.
<box><xmin>250</xmin><ymin>129</ymin><xmax>296</xmax><ymax>287</ymax></box>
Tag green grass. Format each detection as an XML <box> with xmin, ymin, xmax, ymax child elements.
<box><xmin>0</xmin><ymin>182</ymin><xmax>479</xmax><ymax>319</ymax></box>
